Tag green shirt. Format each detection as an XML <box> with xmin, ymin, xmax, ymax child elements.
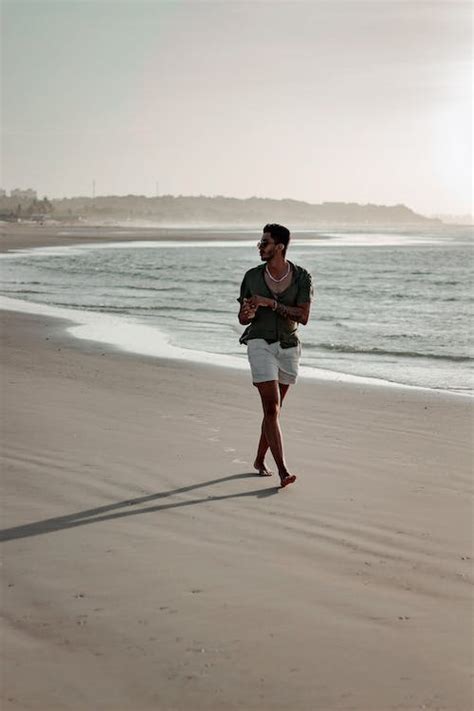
<box><xmin>238</xmin><ymin>262</ymin><xmax>313</xmax><ymax>348</ymax></box>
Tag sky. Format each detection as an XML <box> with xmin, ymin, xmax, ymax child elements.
<box><xmin>1</xmin><ymin>0</ymin><xmax>472</xmax><ymax>216</ymax></box>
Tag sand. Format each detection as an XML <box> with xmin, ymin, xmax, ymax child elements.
<box><xmin>1</xmin><ymin>225</ymin><xmax>473</xmax><ymax>710</ymax></box>
<box><xmin>0</xmin><ymin>223</ymin><xmax>257</xmax><ymax>254</ymax></box>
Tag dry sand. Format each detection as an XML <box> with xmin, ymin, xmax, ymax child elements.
<box><xmin>1</xmin><ymin>305</ymin><xmax>472</xmax><ymax>711</ymax></box>
<box><xmin>1</xmin><ymin>224</ymin><xmax>473</xmax><ymax>710</ymax></box>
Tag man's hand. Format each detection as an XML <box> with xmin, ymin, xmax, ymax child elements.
<box><xmin>247</xmin><ymin>295</ymin><xmax>274</xmax><ymax>309</ymax></box>
<box><xmin>239</xmin><ymin>295</ymin><xmax>277</xmax><ymax>325</ymax></box>
<box><xmin>239</xmin><ymin>298</ymin><xmax>257</xmax><ymax>324</ymax></box>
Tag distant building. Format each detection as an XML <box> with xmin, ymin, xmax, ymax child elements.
<box><xmin>0</xmin><ymin>189</ymin><xmax>6</xmax><ymax>198</ymax></box>
<box><xmin>10</xmin><ymin>188</ymin><xmax>37</xmax><ymax>200</ymax></box>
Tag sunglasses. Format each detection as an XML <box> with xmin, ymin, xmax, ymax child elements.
<box><xmin>257</xmin><ymin>239</ymin><xmax>274</xmax><ymax>248</ymax></box>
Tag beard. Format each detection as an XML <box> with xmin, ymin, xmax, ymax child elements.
<box><xmin>260</xmin><ymin>247</ymin><xmax>276</xmax><ymax>261</ymax></box>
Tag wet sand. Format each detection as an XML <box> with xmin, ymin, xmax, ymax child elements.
<box><xmin>0</xmin><ymin>222</ymin><xmax>258</xmax><ymax>254</ymax></box>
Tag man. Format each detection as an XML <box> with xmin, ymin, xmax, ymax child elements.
<box><xmin>237</xmin><ymin>223</ymin><xmax>313</xmax><ymax>488</ymax></box>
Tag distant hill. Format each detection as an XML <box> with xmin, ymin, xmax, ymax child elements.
<box><xmin>1</xmin><ymin>193</ymin><xmax>441</xmax><ymax>226</ymax></box>
<box><xmin>51</xmin><ymin>195</ymin><xmax>440</xmax><ymax>226</ymax></box>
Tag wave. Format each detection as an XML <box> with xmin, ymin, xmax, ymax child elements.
<box><xmin>309</xmin><ymin>342</ymin><xmax>473</xmax><ymax>363</ymax></box>
<box><xmin>50</xmin><ymin>303</ymin><xmax>132</xmax><ymax>313</ymax></box>
<box><xmin>26</xmin><ymin>263</ymin><xmax>169</xmax><ymax>278</ymax></box>
<box><xmin>119</xmin><ymin>284</ymin><xmax>181</xmax><ymax>293</ymax></box>
<box><xmin>148</xmin><ymin>305</ymin><xmax>231</xmax><ymax>315</ymax></box>
<box><xmin>48</xmin><ymin>302</ymin><xmax>232</xmax><ymax>316</ymax></box>
<box><xmin>317</xmin><ymin>315</ymin><xmax>351</xmax><ymax>322</ymax></box>
<box><xmin>178</xmin><ymin>277</ymin><xmax>238</xmax><ymax>286</ymax></box>
<box><xmin>393</xmin><ymin>293</ymin><xmax>464</xmax><ymax>302</ymax></box>
<box><xmin>3</xmin><ymin>289</ymin><xmax>46</xmax><ymax>295</ymax></box>
<box><xmin>8</xmin><ymin>281</ymin><xmax>44</xmax><ymax>286</ymax></box>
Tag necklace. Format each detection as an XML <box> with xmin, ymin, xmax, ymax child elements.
<box><xmin>265</xmin><ymin>263</ymin><xmax>291</xmax><ymax>283</ymax></box>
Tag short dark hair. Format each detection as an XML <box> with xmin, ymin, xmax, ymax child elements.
<box><xmin>263</xmin><ymin>223</ymin><xmax>291</xmax><ymax>255</ymax></box>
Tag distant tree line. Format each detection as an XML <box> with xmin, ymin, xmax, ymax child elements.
<box><xmin>0</xmin><ymin>195</ymin><xmax>54</xmax><ymax>221</ymax></box>
<box><xmin>0</xmin><ymin>193</ymin><xmax>440</xmax><ymax>226</ymax></box>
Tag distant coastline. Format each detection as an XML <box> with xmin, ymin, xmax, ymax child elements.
<box><xmin>0</xmin><ymin>193</ymin><xmax>446</xmax><ymax>227</ymax></box>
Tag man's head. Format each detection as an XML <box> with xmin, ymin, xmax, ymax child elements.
<box><xmin>259</xmin><ymin>223</ymin><xmax>291</xmax><ymax>261</ymax></box>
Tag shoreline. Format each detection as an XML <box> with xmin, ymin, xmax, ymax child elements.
<box><xmin>0</xmin><ymin>223</ymin><xmax>267</xmax><ymax>257</ymax></box>
<box><xmin>1</xmin><ymin>307</ymin><xmax>472</xmax><ymax>710</ymax></box>
<box><xmin>0</xmin><ymin>294</ymin><xmax>470</xmax><ymax>399</ymax></box>
<box><xmin>0</xmin><ymin>221</ymin><xmax>469</xmax><ymax>255</ymax></box>
<box><xmin>0</xmin><ymin>225</ymin><xmax>471</xmax><ymax>397</ymax></box>
<box><xmin>1</xmin><ymin>302</ymin><xmax>469</xmax><ymax>405</ymax></box>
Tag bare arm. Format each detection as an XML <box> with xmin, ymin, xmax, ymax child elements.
<box><xmin>274</xmin><ymin>301</ymin><xmax>311</xmax><ymax>326</ymax></box>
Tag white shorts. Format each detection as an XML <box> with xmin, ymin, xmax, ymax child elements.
<box><xmin>247</xmin><ymin>338</ymin><xmax>301</xmax><ymax>385</ymax></box>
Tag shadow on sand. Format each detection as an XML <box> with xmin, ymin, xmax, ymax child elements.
<box><xmin>0</xmin><ymin>472</ymin><xmax>281</xmax><ymax>543</ymax></box>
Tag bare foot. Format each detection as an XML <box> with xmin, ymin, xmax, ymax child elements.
<box><xmin>280</xmin><ymin>474</ymin><xmax>297</xmax><ymax>488</ymax></box>
<box><xmin>254</xmin><ymin>460</ymin><xmax>273</xmax><ymax>477</ymax></box>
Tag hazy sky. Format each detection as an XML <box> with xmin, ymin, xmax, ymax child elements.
<box><xmin>2</xmin><ymin>0</ymin><xmax>472</xmax><ymax>215</ymax></box>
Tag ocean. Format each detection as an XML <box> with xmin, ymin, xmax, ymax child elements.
<box><xmin>1</xmin><ymin>227</ymin><xmax>472</xmax><ymax>394</ymax></box>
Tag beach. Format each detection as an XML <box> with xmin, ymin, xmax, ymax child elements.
<box><xmin>2</xmin><ymin>223</ymin><xmax>472</xmax><ymax>394</ymax></box>
<box><xmin>1</xmin><ymin>226</ymin><xmax>473</xmax><ymax>710</ymax></box>
<box><xmin>0</xmin><ymin>223</ymin><xmax>257</xmax><ymax>253</ymax></box>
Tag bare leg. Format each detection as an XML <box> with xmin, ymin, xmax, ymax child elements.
<box><xmin>254</xmin><ymin>381</ymin><xmax>295</xmax><ymax>486</ymax></box>
<box><xmin>254</xmin><ymin>383</ymin><xmax>289</xmax><ymax>475</ymax></box>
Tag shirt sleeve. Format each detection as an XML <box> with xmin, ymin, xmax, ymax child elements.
<box><xmin>296</xmin><ymin>270</ymin><xmax>314</xmax><ymax>304</ymax></box>
<box><xmin>237</xmin><ymin>274</ymin><xmax>251</xmax><ymax>305</ymax></box>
